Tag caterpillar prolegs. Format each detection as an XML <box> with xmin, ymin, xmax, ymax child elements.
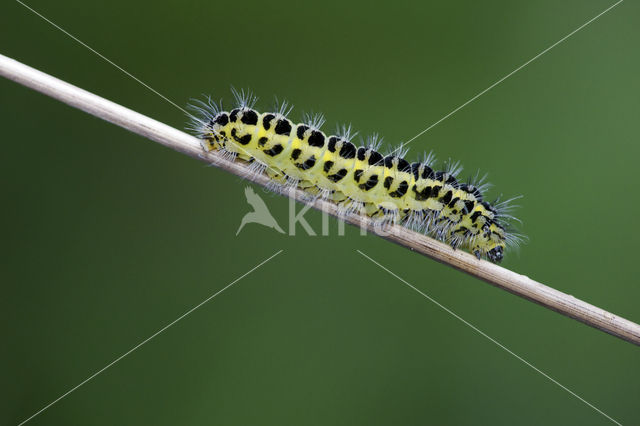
<box><xmin>188</xmin><ymin>92</ymin><xmax>523</xmax><ymax>263</ymax></box>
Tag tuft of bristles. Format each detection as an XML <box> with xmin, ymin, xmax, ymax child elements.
<box><xmin>231</xmin><ymin>87</ymin><xmax>257</xmax><ymax>110</ymax></box>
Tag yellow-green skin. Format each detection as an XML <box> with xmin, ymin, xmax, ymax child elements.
<box><xmin>200</xmin><ymin>107</ymin><xmax>508</xmax><ymax>262</ymax></box>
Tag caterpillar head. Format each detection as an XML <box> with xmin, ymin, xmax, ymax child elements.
<box><xmin>472</xmin><ymin>239</ymin><xmax>505</xmax><ymax>263</ymax></box>
<box><xmin>471</xmin><ymin>220</ymin><xmax>507</xmax><ymax>263</ymax></box>
<box><xmin>487</xmin><ymin>223</ymin><xmax>507</xmax><ymax>262</ymax></box>
<box><xmin>486</xmin><ymin>245</ymin><xmax>504</xmax><ymax>263</ymax></box>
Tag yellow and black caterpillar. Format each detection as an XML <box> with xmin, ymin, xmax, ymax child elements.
<box><xmin>189</xmin><ymin>92</ymin><xmax>522</xmax><ymax>262</ymax></box>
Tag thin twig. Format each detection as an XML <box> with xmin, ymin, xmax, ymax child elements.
<box><xmin>1</xmin><ymin>52</ymin><xmax>638</xmax><ymax>346</ymax></box>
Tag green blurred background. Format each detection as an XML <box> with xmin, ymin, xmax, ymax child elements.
<box><xmin>1</xmin><ymin>0</ymin><xmax>638</xmax><ymax>424</ymax></box>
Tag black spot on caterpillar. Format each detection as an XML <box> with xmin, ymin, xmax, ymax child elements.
<box><xmin>262</xmin><ymin>114</ymin><xmax>275</xmax><ymax>130</ymax></box>
<box><xmin>308</xmin><ymin>131</ymin><xmax>325</xmax><ymax>148</ymax></box>
<box><xmin>188</xmin><ymin>91</ymin><xmax>524</xmax><ymax>262</ymax></box>
<box><xmin>359</xmin><ymin>175</ymin><xmax>379</xmax><ymax>191</ymax></box>
<box><xmin>264</xmin><ymin>144</ymin><xmax>284</xmax><ymax>156</ymax></box>
<box><xmin>275</xmin><ymin>119</ymin><xmax>292</xmax><ymax>136</ymax></box>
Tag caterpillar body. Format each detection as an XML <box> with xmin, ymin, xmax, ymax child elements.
<box><xmin>189</xmin><ymin>92</ymin><xmax>522</xmax><ymax>263</ymax></box>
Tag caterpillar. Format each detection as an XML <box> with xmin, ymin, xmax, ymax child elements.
<box><xmin>188</xmin><ymin>90</ymin><xmax>522</xmax><ymax>263</ymax></box>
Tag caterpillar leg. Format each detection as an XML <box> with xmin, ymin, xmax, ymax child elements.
<box><xmin>265</xmin><ymin>168</ymin><xmax>287</xmax><ymax>193</ymax></box>
<box><xmin>217</xmin><ymin>147</ymin><xmax>238</xmax><ymax>163</ymax></box>
<box><xmin>370</xmin><ymin>207</ymin><xmax>399</xmax><ymax>232</ymax></box>
<box><xmin>403</xmin><ymin>209</ymin><xmax>426</xmax><ymax>232</ymax></box>
<box><xmin>337</xmin><ymin>198</ymin><xmax>364</xmax><ymax>217</ymax></box>
<box><xmin>300</xmin><ymin>185</ymin><xmax>323</xmax><ymax>202</ymax></box>
<box><xmin>244</xmin><ymin>158</ymin><xmax>268</xmax><ymax>179</ymax></box>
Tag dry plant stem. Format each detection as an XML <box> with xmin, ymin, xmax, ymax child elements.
<box><xmin>1</xmin><ymin>53</ymin><xmax>639</xmax><ymax>346</ymax></box>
